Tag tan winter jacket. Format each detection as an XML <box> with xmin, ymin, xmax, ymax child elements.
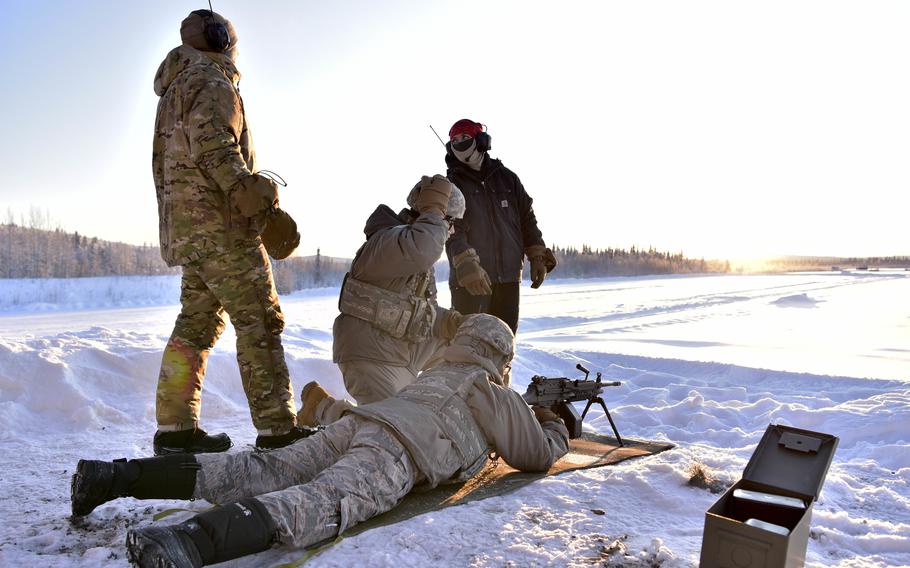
<box><xmin>332</xmin><ymin>205</ymin><xmax>455</xmax><ymax>366</ymax></box>
<box><xmin>152</xmin><ymin>45</ymin><xmax>259</xmax><ymax>266</ymax></box>
<box><xmin>351</xmin><ymin>357</ymin><xmax>570</xmax><ymax>487</ymax></box>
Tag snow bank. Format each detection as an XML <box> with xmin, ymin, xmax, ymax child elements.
<box><xmin>0</xmin><ymin>275</ymin><xmax>181</xmax><ymax>313</ymax></box>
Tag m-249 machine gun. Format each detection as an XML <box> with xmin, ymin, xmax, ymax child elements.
<box><xmin>522</xmin><ymin>363</ymin><xmax>624</xmax><ymax>445</ymax></box>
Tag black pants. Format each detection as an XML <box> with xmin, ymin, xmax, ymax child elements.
<box><xmin>451</xmin><ymin>282</ymin><xmax>520</xmax><ymax>334</ymax></box>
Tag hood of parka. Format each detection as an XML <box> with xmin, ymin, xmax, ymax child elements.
<box><xmin>362</xmin><ymin>204</ymin><xmax>412</xmax><ymax>239</ymax></box>
<box><xmin>154</xmin><ymin>45</ymin><xmax>241</xmax><ymax>97</ymax></box>
<box><xmin>180</xmin><ymin>10</ymin><xmax>238</xmax><ymax>55</ymax></box>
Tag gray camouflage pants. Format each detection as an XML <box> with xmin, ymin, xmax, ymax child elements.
<box><xmin>193</xmin><ymin>415</ymin><xmax>421</xmax><ymax>548</ymax></box>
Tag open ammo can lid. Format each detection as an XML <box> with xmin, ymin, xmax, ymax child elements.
<box><xmin>742</xmin><ymin>424</ymin><xmax>839</xmax><ymax>502</ymax></box>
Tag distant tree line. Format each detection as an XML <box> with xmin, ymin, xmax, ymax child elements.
<box><xmin>1</xmin><ymin>222</ymin><xmax>177</xmax><ymax>279</ymax></box>
<box><xmin>0</xmin><ymin>221</ymin><xmax>729</xmax><ymax>285</ymax></box>
<box><xmin>5</xmin><ymin>214</ymin><xmax>903</xmax><ymax>290</ymax></box>
<box><xmin>271</xmin><ymin>250</ymin><xmax>349</xmax><ymax>293</ymax></box>
<box><xmin>0</xmin><ymin>221</ymin><xmax>350</xmax><ymax>292</ymax></box>
<box><xmin>756</xmin><ymin>255</ymin><xmax>910</xmax><ymax>272</ymax></box>
<box><xmin>540</xmin><ymin>245</ymin><xmax>731</xmax><ymax>278</ymax></box>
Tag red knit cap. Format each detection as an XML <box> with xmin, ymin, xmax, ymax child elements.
<box><xmin>449</xmin><ymin>119</ymin><xmax>484</xmax><ymax>140</ymax></box>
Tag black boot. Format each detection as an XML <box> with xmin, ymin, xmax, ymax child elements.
<box><xmin>153</xmin><ymin>428</ymin><xmax>232</xmax><ymax>456</ymax></box>
<box><xmin>71</xmin><ymin>454</ymin><xmax>199</xmax><ymax>517</ymax></box>
<box><xmin>126</xmin><ymin>498</ymin><xmax>277</xmax><ymax>568</ymax></box>
<box><xmin>125</xmin><ymin>526</ymin><xmax>202</xmax><ymax>568</ymax></box>
<box><xmin>255</xmin><ymin>426</ymin><xmax>319</xmax><ymax>450</ymax></box>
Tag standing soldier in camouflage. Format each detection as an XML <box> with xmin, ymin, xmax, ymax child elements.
<box><xmin>151</xmin><ymin>10</ymin><xmax>309</xmax><ymax>454</ymax></box>
<box><xmin>71</xmin><ymin>314</ymin><xmax>570</xmax><ymax>566</ymax></box>
<box><xmin>296</xmin><ymin>174</ymin><xmax>466</xmax><ymax>426</ymax></box>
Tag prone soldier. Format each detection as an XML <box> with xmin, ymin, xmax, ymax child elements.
<box><xmin>70</xmin><ymin>314</ymin><xmax>570</xmax><ymax>566</ymax></box>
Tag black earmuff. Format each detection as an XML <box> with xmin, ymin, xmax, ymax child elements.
<box><xmin>475</xmin><ymin>129</ymin><xmax>492</xmax><ymax>153</ymax></box>
<box><xmin>192</xmin><ymin>9</ymin><xmax>231</xmax><ymax>52</ymax></box>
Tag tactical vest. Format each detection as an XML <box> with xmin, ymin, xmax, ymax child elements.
<box><xmin>338</xmin><ymin>272</ymin><xmax>436</xmax><ymax>342</ymax></box>
<box><xmin>351</xmin><ymin>364</ymin><xmax>490</xmax><ymax>487</ymax></box>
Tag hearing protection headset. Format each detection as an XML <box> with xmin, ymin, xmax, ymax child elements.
<box><xmin>192</xmin><ymin>8</ymin><xmax>231</xmax><ymax>52</ymax></box>
<box><xmin>475</xmin><ymin>125</ymin><xmax>492</xmax><ymax>153</ymax></box>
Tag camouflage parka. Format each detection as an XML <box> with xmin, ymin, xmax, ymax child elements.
<box><xmin>153</xmin><ymin>45</ymin><xmax>259</xmax><ymax>266</ymax></box>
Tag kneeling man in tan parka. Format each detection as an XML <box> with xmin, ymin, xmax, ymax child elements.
<box><xmin>71</xmin><ymin>314</ymin><xmax>570</xmax><ymax>567</ymax></box>
<box><xmin>297</xmin><ymin>174</ymin><xmax>467</xmax><ymax>426</ymax></box>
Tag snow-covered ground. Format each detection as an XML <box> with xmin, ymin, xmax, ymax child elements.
<box><xmin>0</xmin><ymin>272</ymin><xmax>907</xmax><ymax>567</ymax></box>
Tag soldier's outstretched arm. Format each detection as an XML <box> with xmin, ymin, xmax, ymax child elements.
<box><xmin>352</xmin><ymin>213</ymin><xmax>448</xmax><ymax>281</ymax></box>
<box><xmin>466</xmin><ymin>376</ymin><xmax>569</xmax><ymax>472</ymax></box>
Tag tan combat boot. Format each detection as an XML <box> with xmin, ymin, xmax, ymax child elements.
<box><xmin>296</xmin><ymin>381</ymin><xmax>329</xmax><ymax>427</ymax></box>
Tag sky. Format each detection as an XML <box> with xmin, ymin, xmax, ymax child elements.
<box><xmin>1</xmin><ymin>0</ymin><xmax>908</xmax><ymax>261</ymax></box>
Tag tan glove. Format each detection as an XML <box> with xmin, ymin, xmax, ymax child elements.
<box><xmin>525</xmin><ymin>245</ymin><xmax>558</xmax><ymax>289</ymax></box>
<box><xmin>453</xmin><ymin>248</ymin><xmax>493</xmax><ymax>296</ymax></box>
<box><xmin>413</xmin><ymin>174</ymin><xmax>453</xmax><ymax>217</ymax></box>
<box><xmin>231</xmin><ymin>174</ymin><xmax>279</xmax><ymax>218</ymax></box>
<box><xmin>531</xmin><ymin>405</ymin><xmax>561</xmax><ymax>425</ymax></box>
<box><xmin>261</xmin><ymin>208</ymin><xmax>301</xmax><ymax>260</ymax></box>
<box><xmin>439</xmin><ymin>309</ymin><xmax>464</xmax><ymax>340</ymax></box>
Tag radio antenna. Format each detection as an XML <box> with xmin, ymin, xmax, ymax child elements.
<box><xmin>429</xmin><ymin>124</ymin><xmax>446</xmax><ymax>147</ymax></box>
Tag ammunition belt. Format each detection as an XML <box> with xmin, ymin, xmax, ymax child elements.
<box><xmin>338</xmin><ymin>273</ymin><xmax>436</xmax><ymax>342</ymax></box>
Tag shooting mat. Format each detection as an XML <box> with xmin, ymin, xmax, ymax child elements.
<box><xmin>346</xmin><ymin>433</ymin><xmax>673</xmax><ymax>537</ymax></box>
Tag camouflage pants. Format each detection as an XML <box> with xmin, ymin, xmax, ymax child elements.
<box><xmin>156</xmin><ymin>243</ymin><xmax>296</xmax><ymax>434</ymax></box>
<box><xmin>315</xmin><ymin>337</ymin><xmax>448</xmax><ymax>425</ymax></box>
<box><xmin>194</xmin><ymin>415</ymin><xmax>420</xmax><ymax>548</ymax></box>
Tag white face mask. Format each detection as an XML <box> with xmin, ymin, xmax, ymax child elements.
<box><xmin>452</xmin><ymin>139</ymin><xmax>484</xmax><ymax>171</ymax></box>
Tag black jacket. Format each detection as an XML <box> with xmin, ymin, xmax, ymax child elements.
<box><xmin>445</xmin><ymin>151</ymin><xmax>545</xmax><ymax>285</ymax></box>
